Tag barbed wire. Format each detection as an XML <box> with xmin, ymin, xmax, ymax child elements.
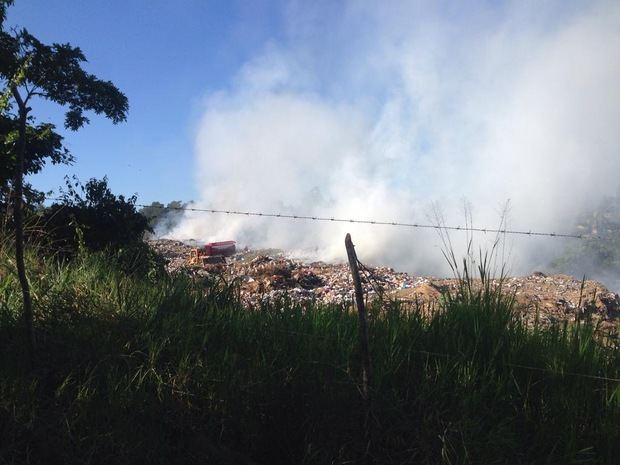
<box><xmin>42</xmin><ymin>195</ymin><xmax>600</xmax><ymax>239</ymax></box>
<box><xmin>128</xmin><ymin>202</ymin><xmax>590</xmax><ymax>240</ymax></box>
<box><xmin>254</xmin><ymin>328</ymin><xmax>620</xmax><ymax>383</ymax></box>
<box><xmin>335</xmin><ymin>257</ymin><xmax>620</xmax><ymax>384</ymax></box>
<box><xmin>36</xmin><ymin>196</ymin><xmax>620</xmax><ymax>384</ymax></box>
<box><xmin>413</xmin><ymin>347</ymin><xmax>620</xmax><ymax>383</ymax></box>
<box><xmin>505</xmin><ymin>362</ymin><xmax>620</xmax><ymax>383</ymax></box>
<box><xmin>357</xmin><ymin>258</ymin><xmax>386</xmax><ymax>298</ymax></box>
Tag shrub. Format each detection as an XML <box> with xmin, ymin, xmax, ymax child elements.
<box><xmin>40</xmin><ymin>177</ymin><xmax>151</xmax><ymax>255</ymax></box>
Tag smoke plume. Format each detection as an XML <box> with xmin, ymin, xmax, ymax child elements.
<box><xmin>170</xmin><ymin>0</ymin><xmax>620</xmax><ymax>279</ymax></box>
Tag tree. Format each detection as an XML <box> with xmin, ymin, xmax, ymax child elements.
<box><xmin>0</xmin><ymin>2</ymin><xmax>71</xmax><ymax>223</ymax></box>
<box><xmin>0</xmin><ymin>116</ymin><xmax>72</xmax><ymax>222</ymax></box>
<box><xmin>0</xmin><ymin>1</ymin><xmax>128</xmax><ymax>357</ymax></box>
<box><xmin>140</xmin><ymin>201</ymin><xmax>166</xmax><ymax>226</ymax></box>
<box><xmin>139</xmin><ymin>200</ymin><xmax>186</xmax><ymax>234</ymax></box>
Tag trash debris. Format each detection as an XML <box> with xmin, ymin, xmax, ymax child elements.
<box><xmin>147</xmin><ymin>239</ymin><xmax>620</xmax><ymax>332</ymax></box>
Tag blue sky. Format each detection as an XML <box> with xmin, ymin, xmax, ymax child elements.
<box><xmin>7</xmin><ymin>0</ymin><xmax>286</xmax><ymax>204</ymax></box>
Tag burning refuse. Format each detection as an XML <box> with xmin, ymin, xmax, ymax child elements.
<box><xmin>148</xmin><ymin>239</ymin><xmax>620</xmax><ymax>334</ymax></box>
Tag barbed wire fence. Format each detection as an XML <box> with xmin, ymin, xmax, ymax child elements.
<box><xmin>39</xmin><ymin>196</ymin><xmax>620</xmax><ymax>386</ymax></box>
<box><xmin>42</xmin><ymin>195</ymin><xmax>608</xmax><ymax>240</ymax></box>
<box><xmin>133</xmin><ymin>202</ymin><xmax>592</xmax><ymax>239</ymax></box>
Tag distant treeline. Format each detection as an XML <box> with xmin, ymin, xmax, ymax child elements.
<box><xmin>139</xmin><ymin>200</ymin><xmax>188</xmax><ymax>236</ymax></box>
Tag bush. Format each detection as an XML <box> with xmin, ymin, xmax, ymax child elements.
<box><xmin>40</xmin><ymin>177</ymin><xmax>151</xmax><ymax>255</ymax></box>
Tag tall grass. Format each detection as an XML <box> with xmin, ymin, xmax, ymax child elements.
<box><xmin>0</xmin><ymin>240</ymin><xmax>619</xmax><ymax>464</ymax></box>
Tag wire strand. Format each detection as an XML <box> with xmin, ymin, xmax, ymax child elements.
<box><xmin>410</xmin><ymin>349</ymin><xmax>620</xmax><ymax>383</ymax></box>
<box><xmin>127</xmin><ymin>202</ymin><xmax>590</xmax><ymax>240</ymax></box>
<box><xmin>43</xmin><ymin>196</ymin><xmax>597</xmax><ymax>239</ymax></box>
<box><xmin>39</xmin><ymin>196</ymin><xmax>619</xmax><ymax>383</ymax></box>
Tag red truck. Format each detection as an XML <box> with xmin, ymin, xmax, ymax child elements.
<box><xmin>188</xmin><ymin>240</ymin><xmax>236</xmax><ymax>266</ymax></box>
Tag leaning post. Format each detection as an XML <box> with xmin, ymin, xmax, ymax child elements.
<box><xmin>345</xmin><ymin>233</ymin><xmax>372</xmax><ymax>461</ymax></box>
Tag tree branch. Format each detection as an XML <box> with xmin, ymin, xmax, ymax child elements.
<box><xmin>24</xmin><ymin>86</ymin><xmax>43</xmax><ymax>105</ymax></box>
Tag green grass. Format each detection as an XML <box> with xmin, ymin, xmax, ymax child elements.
<box><xmin>1</xmin><ymin>242</ymin><xmax>620</xmax><ymax>464</ymax></box>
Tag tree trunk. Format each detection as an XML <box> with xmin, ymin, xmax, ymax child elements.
<box><xmin>13</xmin><ymin>101</ymin><xmax>35</xmax><ymax>358</ymax></box>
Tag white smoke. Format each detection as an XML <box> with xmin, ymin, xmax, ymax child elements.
<box><xmin>170</xmin><ymin>0</ymin><xmax>620</xmax><ymax>277</ymax></box>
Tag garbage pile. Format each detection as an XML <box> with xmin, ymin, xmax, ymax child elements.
<box><xmin>394</xmin><ymin>273</ymin><xmax>620</xmax><ymax>331</ymax></box>
<box><xmin>148</xmin><ymin>239</ymin><xmax>194</xmax><ymax>271</ymax></box>
<box><xmin>228</xmin><ymin>255</ymin><xmax>427</xmax><ymax>307</ymax></box>
<box><xmin>147</xmin><ymin>240</ymin><xmax>620</xmax><ymax>331</ymax></box>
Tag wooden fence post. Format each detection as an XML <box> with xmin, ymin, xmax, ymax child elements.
<box><xmin>345</xmin><ymin>233</ymin><xmax>372</xmax><ymax>461</ymax></box>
